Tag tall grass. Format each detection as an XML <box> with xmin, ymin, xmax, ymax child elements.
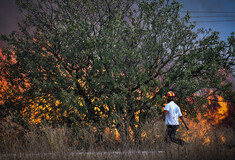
<box><xmin>0</xmin><ymin>118</ymin><xmax>234</xmax><ymax>160</ymax></box>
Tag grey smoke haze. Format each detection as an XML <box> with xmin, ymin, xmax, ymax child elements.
<box><xmin>0</xmin><ymin>0</ymin><xmax>22</xmax><ymax>34</ymax></box>
<box><xmin>0</xmin><ymin>0</ymin><xmax>23</xmax><ymax>47</ymax></box>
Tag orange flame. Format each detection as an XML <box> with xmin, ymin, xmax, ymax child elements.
<box><xmin>182</xmin><ymin>93</ymin><xmax>229</xmax><ymax>145</ymax></box>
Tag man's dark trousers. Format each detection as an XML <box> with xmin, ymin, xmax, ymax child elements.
<box><xmin>165</xmin><ymin>125</ymin><xmax>185</xmax><ymax>145</ymax></box>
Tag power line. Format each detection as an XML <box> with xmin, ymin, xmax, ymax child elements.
<box><xmin>179</xmin><ymin>11</ymin><xmax>235</xmax><ymax>23</ymax></box>
<box><xmin>191</xmin><ymin>15</ymin><xmax>235</xmax><ymax>18</ymax></box>
<box><xmin>180</xmin><ymin>11</ymin><xmax>235</xmax><ymax>14</ymax></box>
<box><xmin>192</xmin><ymin>20</ymin><xmax>235</xmax><ymax>23</ymax></box>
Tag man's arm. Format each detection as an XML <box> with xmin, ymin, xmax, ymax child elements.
<box><xmin>179</xmin><ymin>116</ymin><xmax>189</xmax><ymax>130</ymax></box>
<box><xmin>153</xmin><ymin>110</ymin><xmax>169</xmax><ymax>123</ymax></box>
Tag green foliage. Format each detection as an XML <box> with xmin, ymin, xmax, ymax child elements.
<box><xmin>1</xmin><ymin>0</ymin><xmax>234</xmax><ymax>140</ymax></box>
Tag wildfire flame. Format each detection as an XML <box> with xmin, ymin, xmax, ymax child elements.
<box><xmin>182</xmin><ymin>93</ymin><xmax>229</xmax><ymax>144</ymax></box>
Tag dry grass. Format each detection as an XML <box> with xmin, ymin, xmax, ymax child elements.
<box><xmin>0</xmin><ymin>119</ymin><xmax>234</xmax><ymax>160</ymax></box>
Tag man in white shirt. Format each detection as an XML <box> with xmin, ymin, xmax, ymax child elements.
<box><xmin>153</xmin><ymin>91</ymin><xmax>189</xmax><ymax>145</ymax></box>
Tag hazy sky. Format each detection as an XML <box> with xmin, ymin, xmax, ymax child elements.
<box><xmin>177</xmin><ymin>0</ymin><xmax>235</xmax><ymax>41</ymax></box>
<box><xmin>0</xmin><ymin>0</ymin><xmax>234</xmax><ymax>88</ymax></box>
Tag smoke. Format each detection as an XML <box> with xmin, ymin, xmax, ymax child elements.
<box><xmin>0</xmin><ymin>0</ymin><xmax>23</xmax><ymax>47</ymax></box>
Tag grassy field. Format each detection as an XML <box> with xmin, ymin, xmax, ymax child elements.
<box><xmin>0</xmin><ymin>120</ymin><xmax>234</xmax><ymax>160</ymax></box>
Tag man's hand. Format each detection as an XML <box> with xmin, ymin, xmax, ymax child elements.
<box><xmin>180</xmin><ymin>116</ymin><xmax>189</xmax><ymax>130</ymax></box>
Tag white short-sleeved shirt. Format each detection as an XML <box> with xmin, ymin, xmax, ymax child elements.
<box><xmin>164</xmin><ymin>101</ymin><xmax>182</xmax><ymax>125</ymax></box>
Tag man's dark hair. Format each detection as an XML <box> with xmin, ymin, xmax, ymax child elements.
<box><xmin>167</xmin><ymin>97</ymin><xmax>174</xmax><ymax>103</ymax></box>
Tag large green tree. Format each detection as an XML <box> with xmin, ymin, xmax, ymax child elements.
<box><xmin>1</xmin><ymin>0</ymin><xmax>234</xmax><ymax>141</ymax></box>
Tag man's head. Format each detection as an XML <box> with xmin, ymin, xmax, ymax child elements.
<box><xmin>166</xmin><ymin>91</ymin><xmax>175</xmax><ymax>102</ymax></box>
